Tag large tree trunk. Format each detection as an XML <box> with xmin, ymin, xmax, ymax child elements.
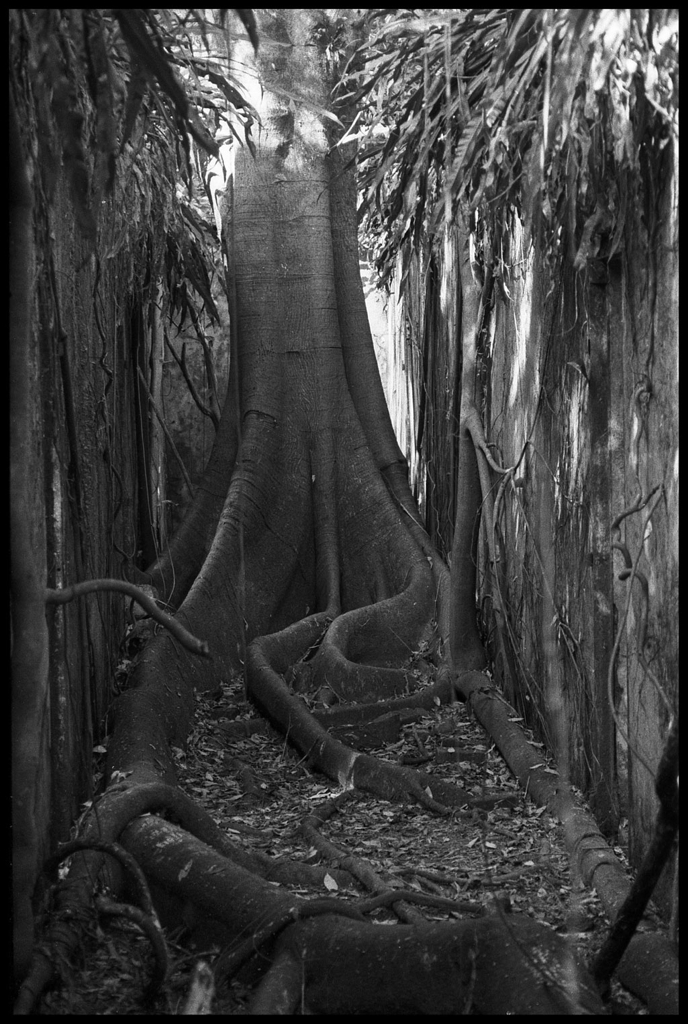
<box><xmin>18</xmin><ymin>12</ymin><xmax>606</xmax><ymax>1015</ymax></box>
<box><xmin>102</xmin><ymin>11</ymin><xmax>449</xmax><ymax>747</ymax></box>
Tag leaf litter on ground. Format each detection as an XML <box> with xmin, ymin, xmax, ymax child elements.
<box><xmin>42</xmin><ymin>668</ymin><xmax>646</xmax><ymax>1014</ymax></box>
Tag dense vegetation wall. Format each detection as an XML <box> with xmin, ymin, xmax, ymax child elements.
<box><xmin>40</xmin><ymin>175</ymin><xmax>144</xmax><ymax>840</ymax></box>
<box><xmin>384</xmin><ymin>140</ymin><xmax>677</xmax><ymax>913</ymax></box>
<box><xmin>10</xmin><ymin>64</ymin><xmax>175</xmax><ymax>915</ymax></box>
<box><xmin>21</xmin><ymin>178</ymin><xmax>147</xmax><ymax>846</ymax></box>
<box><xmin>489</xmin><ymin>145</ymin><xmax>676</xmax><ymax>902</ymax></box>
<box><xmin>11</xmin><ymin>27</ymin><xmax>233</xmax><ymax>968</ymax></box>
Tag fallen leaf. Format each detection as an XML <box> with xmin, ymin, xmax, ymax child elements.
<box><xmin>178</xmin><ymin>859</ymin><xmax>193</xmax><ymax>881</ymax></box>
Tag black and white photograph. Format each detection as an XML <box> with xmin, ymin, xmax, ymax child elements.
<box><xmin>11</xmin><ymin>9</ymin><xmax>677</xmax><ymax>1014</ymax></box>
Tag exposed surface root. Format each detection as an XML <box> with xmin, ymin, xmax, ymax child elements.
<box><xmin>249</xmin><ymin>914</ymin><xmax>604</xmax><ymax>1014</ymax></box>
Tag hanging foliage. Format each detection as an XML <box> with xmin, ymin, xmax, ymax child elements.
<box><xmin>345</xmin><ymin>8</ymin><xmax>677</xmax><ymax>287</ymax></box>
<box><xmin>10</xmin><ymin>8</ymin><xmax>259</xmax><ymax>326</ymax></box>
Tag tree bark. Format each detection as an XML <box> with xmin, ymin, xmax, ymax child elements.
<box><xmin>17</xmin><ymin>12</ymin><xmax>611</xmax><ymax>1015</ymax></box>
<box><xmin>449</xmin><ymin>206</ymin><xmax>489</xmax><ymax>672</ymax></box>
<box><xmin>11</xmin><ymin>83</ymin><xmax>50</xmax><ymax>985</ymax></box>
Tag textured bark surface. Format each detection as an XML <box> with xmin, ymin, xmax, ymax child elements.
<box><xmin>105</xmin><ymin>11</ymin><xmax>453</xmax><ymax>797</ymax></box>
<box><xmin>10</xmin><ymin>84</ymin><xmax>50</xmax><ymax>983</ymax></box>
<box><xmin>14</xmin><ymin>10</ymin><xmax>676</xmax><ymax>1015</ymax></box>
<box><xmin>28</xmin><ymin>13</ymin><xmax>589</xmax><ymax>1015</ymax></box>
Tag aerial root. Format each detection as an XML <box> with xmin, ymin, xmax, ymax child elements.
<box><xmin>45</xmin><ymin>579</ymin><xmax>210</xmax><ymax>657</ymax></box>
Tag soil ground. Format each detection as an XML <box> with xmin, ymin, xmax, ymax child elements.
<box><xmin>39</xmin><ymin>666</ymin><xmax>646</xmax><ymax>1015</ymax></box>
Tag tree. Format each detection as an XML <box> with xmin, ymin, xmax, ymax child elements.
<box><xmin>12</xmin><ymin>8</ymin><xmax>676</xmax><ymax>1014</ymax></box>
<box><xmin>350</xmin><ymin>7</ymin><xmax>678</xmax><ymax>1008</ymax></box>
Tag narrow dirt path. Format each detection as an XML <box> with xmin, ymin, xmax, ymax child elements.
<box><xmin>40</xmin><ymin>673</ymin><xmax>644</xmax><ymax>1014</ymax></box>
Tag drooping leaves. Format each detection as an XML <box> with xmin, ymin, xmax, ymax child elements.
<box><xmin>10</xmin><ymin>8</ymin><xmax>258</xmax><ymax>337</ymax></box>
<box><xmin>347</xmin><ymin>8</ymin><xmax>678</xmax><ymax>288</ymax></box>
